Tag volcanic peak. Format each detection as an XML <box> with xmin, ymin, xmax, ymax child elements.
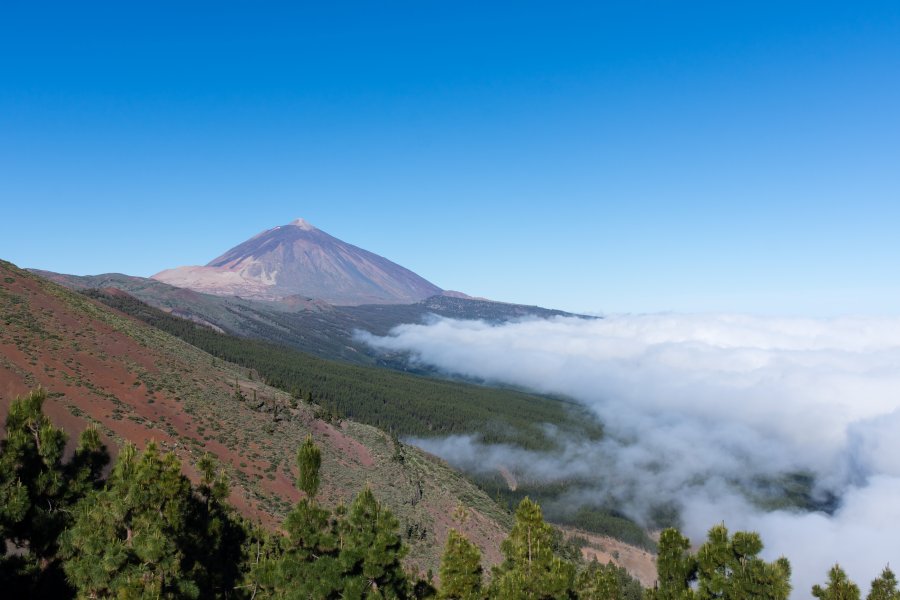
<box><xmin>151</xmin><ymin>218</ymin><xmax>442</xmax><ymax>304</ymax></box>
<box><xmin>289</xmin><ymin>218</ymin><xmax>316</xmax><ymax>231</ymax></box>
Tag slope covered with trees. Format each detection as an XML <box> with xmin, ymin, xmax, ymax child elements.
<box><xmin>79</xmin><ymin>287</ymin><xmax>603</xmax><ymax>451</ymax></box>
<box><xmin>0</xmin><ymin>259</ymin><xmax>512</xmax><ymax>575</ymax></box>
<box><xmin>3</xmin><ymin>390</ymin><xmax>895</xmax><ymax>598</ymax></box>
<box><xmin>76</xmin><ymin>287</ymin><xmax>658</xmax><ymax>551</ymax></box>
<box><xmin>0</xmin><ymin>390</ymin><xmax>636</xmax><ymax>598</ymax></box>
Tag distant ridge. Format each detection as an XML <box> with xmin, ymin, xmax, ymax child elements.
<box><xmin>153</xmin><ymin>219</ymin><xmax>443</xmax><ymax>305</ymax></box>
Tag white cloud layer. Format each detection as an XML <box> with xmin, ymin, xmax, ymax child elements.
<box><xmin>359</xmin><ymin>314</ymin><xmax>900</xmax><ymax>597</ymax></box>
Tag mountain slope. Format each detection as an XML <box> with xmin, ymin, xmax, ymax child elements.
<box><xmin>78</xmin><ymin>286</ymin><xmax>604</xmax><ymax>450</ymax></box>
<box><xmin>0</xmin><ymin>259</ymin><xmax>510</xmax><ymax>572</ymax></box>
<box><xmin>152</xmin><ymin>219</ymin><xmax>443</xmax><ymax>304</ymax></box>
<box><xmin>34</xmin><ymin>270</ymin><xmax>581</xmax><ymax>365</ymax></box>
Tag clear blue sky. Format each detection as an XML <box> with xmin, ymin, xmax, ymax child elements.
<box><xmin>2</xmin><ymin>1</ymin><xmax>898</xmax><ymax>315</ymax></box>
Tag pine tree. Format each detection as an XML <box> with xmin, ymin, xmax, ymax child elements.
<box><xmin>695</xmin><ymin>525</ymin><xmax>790</xmax><ymax>600</ymax></box>
<box><xmin>582</xmin><ymin>561</ymin><xmax>644</xmax><ymax>600</ymax></box>
<box><xmin>197</xmin><ymin>452</ymin><xmax>229</xmax><ymax>508</ymax></box>
<box><xmin>61</xmin><ymin>443</ymin><xmax>206</xmax><ymax>598</ymax></box>
<box><xmin>239</xmin><ymin>522</ymin><xmax>283</xmax><ymax>599</ymax></box>
<box><xmin>0</xmin><ymin>388</ymin><xmax>108</xmax><ymax>595</ymax></box>
<box><xmin>297</xmin><ymin>434</ymin><xmax>322</xmax><ymax>499</ymax></box>
<box><xmin>1</xmin><ymin>388</ymin><xmax>68</xmax><ymax>554</ymax></box>
<box><xmin>190</xmin><ymin>453</ymin><xmax>246</xmax><ymax>597</ymax></box>
<box><xmin>576</xmin><ymin>560</ymin><xmax>622</xmax><ymax>600</ymax></box>
<box><xmin>868</xmin><ymin>568</ymin><xmax>900</xmax><ymax>600</ymax></box>
<box><xmin>488</xmin><ymin>497</ymin><xmax>575</xmax><ymax>599</ymax></box>
<box><xmin>266</xmin><ymin>435</ymin><xmax>343</xmax><ymax>598</ymax></box>
<box><xmin>649</xmin><ymin>528</ymin><xmax>697</xmax><ymax>600</ymax></box>
<box><xmin>65</xmin><ymin>425</ymin><xmax>109</xmax><ymax>499</ymax></box>
<box><xmin>812</xmin><ymin>565</ymin><xmax>861</xmax><ymax>600</ymax></box>
<box><xmin>276</xmin><ymin>497</ymin><xmax>343</xmax><ymax>598</ymax></box>
<box><xmin>438</xmin><ymin>529</ymin><xmax>482</xmax><ymax>599</ymax></box>
<box><xmin>339</xmin><ymin>486</ymin><xmax>410</xmax><ymax>598</ymax></box>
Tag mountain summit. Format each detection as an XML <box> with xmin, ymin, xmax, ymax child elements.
<box><xmin>152</xmin><ymin>219</ymin><xmax>442</xmax><ymax>304</ymax></box>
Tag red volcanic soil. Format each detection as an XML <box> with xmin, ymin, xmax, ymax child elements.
<box><xmin>0</xmin><ymin>264</ymin><xmax>326</xmax><ymax>521</ymax></box>
<box><xmin>0</xmin><ymin>260</ymin><xmax>511</xmax><ymax>572</ymax></box>
<box><xmin>312</xmin><ymin>419</ymin><xmax>375</xmax><ymax>468</ymax></box>
<box><xmin>0</xmin><ymin>261</ymin><xmax>283</xmax><ymax>520</ymax></box>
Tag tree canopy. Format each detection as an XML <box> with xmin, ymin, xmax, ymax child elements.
<box><xmin>1</xmin><ymin>389</ymin><xmax>895</xmax><ymax>599</ymax></box>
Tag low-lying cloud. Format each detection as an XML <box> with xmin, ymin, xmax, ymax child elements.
<box><xmin>359</xmin><ymin>314</ymin><xmax>900</xmax><ymax>596</ymax></box>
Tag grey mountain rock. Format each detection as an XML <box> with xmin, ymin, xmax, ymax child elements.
<box><xmin>152</xmin><ymin>219</ymin><xmax>442</xmax><ymax>305</ymax></box>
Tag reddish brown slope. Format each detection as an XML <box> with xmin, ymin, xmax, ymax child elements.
<box><xmin>0</xmin><ymin>259</ymin><xmax>509</xmax><ymax>572</ymax></box>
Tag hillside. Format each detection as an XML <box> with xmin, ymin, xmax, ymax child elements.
<box><xmin>0</xmin><ymin>259</ymin><xmax>511</xmax><ymax>573</ymax></box>
<box><xmin>70</xmin><ymin>287</ymin><xmax>663</xmax><ymax>553</ymax></box>
<box><xmin>34</xmin><ymin>269</ymin><xmax>583</xmax><ymax>366</ymax></box>
<box><xmin>78</xmin><ymin>286</ymin><xmax>603</xmax><ymax>451</ymax></box>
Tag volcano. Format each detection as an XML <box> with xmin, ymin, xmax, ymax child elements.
<box><xmin>152</xmin><ymin>219</ymin><xmax>442</xmax><ymax>304</ymax></box>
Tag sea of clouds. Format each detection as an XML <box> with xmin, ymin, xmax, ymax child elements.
<box><xmin>359</xmin><ymin>313</ymin><xmax>900</xmax><ymax>597</ymax></box>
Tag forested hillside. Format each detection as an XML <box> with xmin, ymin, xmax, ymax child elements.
<box><xmin>12</xmin><ymin>262</ymin><xmax>649</xmax><ymax>560</ymax></box>
<box><xmin>0</xmin><ymin>260</ymin><xmax>513</xmax><ymax>576</ymax></box>
<box><xmin>3</xmin><ymin>390</ymin><xmax>895</xmax><ymax>598</ymax></box>
<box><xmin>80</xmin><ymin>287</ymin><xmax>603</xmax><ymax>451</ymax></box>
<box><xmin>78</xmin><ymin>288</ymin><xmax>665</xmax><ymax>551</ymax></box>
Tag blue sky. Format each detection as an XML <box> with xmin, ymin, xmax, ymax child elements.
<box><xmin>2</xmin><ymin>1</ymin><xmax>898</xmax><ymax>315</ymax></box>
